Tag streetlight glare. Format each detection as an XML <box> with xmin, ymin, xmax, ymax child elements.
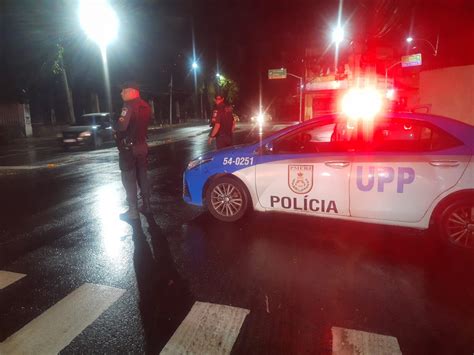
<box><xmin>406</xmin><ymin>37</ymin><xmax>414</xmax><ymax>43</ymax></box>
<box><xmin>332</xmin><ymin>26</ymin><xmax>344</xmax><ymax>44</ymax></box>
<box><xmin>192</xmin><ymin>61</ymin><xmax>199</xmax><ymax>70</ymax></box>
<box><xmin>79</xmin><ymin>0</ymin><xmax>118</xmax><ymax>47</ymax></box>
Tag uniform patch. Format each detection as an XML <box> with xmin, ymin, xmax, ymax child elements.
<box><xmin>119</xmin><ymin>117</ymin><xmax>125</xmax><ymax>122</ymax></box>
<box><xmin>121</xmin><ymin>107</ymin><xmax>128</xmax><ymax>117</ymax></box>
<box><xmin>288</xmin><ymin>165</ymin><xmax>313</xmax><ymax>194</ymax></box>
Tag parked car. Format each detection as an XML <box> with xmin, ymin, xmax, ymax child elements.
<box><xmin>183</xmin><ymin>112</ymin><xmax>474</xmax><ymax>249</ymax></box>
<box><xmin>60</xmin><ymin>113</ymin><xmax>113</xmax><ymax>149</ymax></box>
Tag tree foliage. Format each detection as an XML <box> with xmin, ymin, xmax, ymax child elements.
<box><xmin>206</xmin><ymin>75</ymin><xmax>239</xmax><ymax>107</ymax></box>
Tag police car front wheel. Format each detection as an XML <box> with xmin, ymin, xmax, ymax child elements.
<box><xmin>206</xmin><ymin>177</ymin><xmax>249</xmax><ymax>222</ymax></box>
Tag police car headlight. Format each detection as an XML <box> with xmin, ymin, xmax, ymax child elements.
<box><xmin>79</xmin><ymin>131</ymin><xmax>92</xmax><ymax>138</ymax></box>
<box><xmin>187</xmin><ymin>157</ymin><xmax>213</xmax><ymax>170</ymax></box>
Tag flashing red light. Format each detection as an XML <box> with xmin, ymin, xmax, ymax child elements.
<box><xmin>386</xmin><ymin>89</ymin><xmax>395</xmax><ymax>100</ymax></box>
<box><xmin>341</xmin><ymin>87</ymin><xmax>383</xmax><ymax>120</ymax></box>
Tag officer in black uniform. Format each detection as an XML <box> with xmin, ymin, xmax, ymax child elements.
<box><xmin>114</xmin><ymin>82</ymin><xmax>152</xmax><ymax>220</ymax></box>
<box><xmin>209</xmin><ymin>95</ymin><xmax>224</xmax><ymax>128</ymax></box>
<box><xmin>208</xmin><ymin>96</ymin><xmax>235</xmax><ymax>149</ymax></box>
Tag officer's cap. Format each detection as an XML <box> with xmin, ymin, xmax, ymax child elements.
<box><xmin>120</xmin><ymin>81</ymin><xmax>140</xmax><ymax>91</ymax></box>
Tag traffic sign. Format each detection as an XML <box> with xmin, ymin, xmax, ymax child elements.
<box><xmin>268</xmin><ymin>68</ymin><xmax>287</xmax><ymax>79</ymax></box>
<box><xmin>401</xmin><ymin>53</ymin><xmax>422</xmax><ymax>67</ymax></box>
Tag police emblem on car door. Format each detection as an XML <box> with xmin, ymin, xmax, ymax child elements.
<box><xmin>288</xmin><ymin>165</ymin><xmax>313</xmax><ymax>194</ymax></box>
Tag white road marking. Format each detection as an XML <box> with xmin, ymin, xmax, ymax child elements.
<box><xmin>332</xmin><ymin>327</ymin><xmax>402</xmax><ymax>355</ymax></box>
<box><xmin>161</xmin><ymin>301</ymin><xmax>250</xmax><ymax>355</ymax></box>
<box><xmin>0</xmin><ymin>283</ymin><xmax>125</xmax><ymax>355</ymax></box>
<box><xmin>0</xmin><ymin>271</ymin><xmax>27</xmax><ymax>289</ymax></box>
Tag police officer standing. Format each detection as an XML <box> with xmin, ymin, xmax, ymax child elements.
<box><xmin>114</xmin><ymin>82</ymin><xmax>152</xmax><ymax>220</ymax></box>
<box><xmin>208</xmin><ymin>96</ymin><xmax>235</xmax><ymax>149</ymax></box>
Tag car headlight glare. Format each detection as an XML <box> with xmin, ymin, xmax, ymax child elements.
<box><xmin>79</xmin><ymin>131</ymin><xmax>92</xmax><ymax>137</ymax></box>
<box><xmin>187</xmin><ymin>157</ymin><xmax>213</xmax><ymax>170</ymax></box>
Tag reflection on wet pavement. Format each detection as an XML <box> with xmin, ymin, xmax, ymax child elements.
<box><xmin>94</xmin><ymin>183</ymin><xmax>130</xmax><ymax>260</ymax></box>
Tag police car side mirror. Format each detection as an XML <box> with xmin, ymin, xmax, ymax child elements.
<box><xmin>255</xmin><ymin>142</ymin><xmax>273</xmax><ymax>155</ymax></box>
<box><xmin>263</xmin><ymin>142</ymin><xmax>274</xmax><ymax>154</ymax></box>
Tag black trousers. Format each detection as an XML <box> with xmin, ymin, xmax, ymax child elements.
<box><xmin>216</xmin><ymin>135</ymin><xmax>233</xmax><ymax>149</ymax></box>
<box><xmin>119</xmin><ymin>146</ymin><xmax>149</xmax><ymax>207</ymax></box>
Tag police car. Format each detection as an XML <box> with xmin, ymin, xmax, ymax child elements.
<box><xmin>183</xmin><ymin>90</ymin><xmax>474</xmax><ymax>249</ymax></box>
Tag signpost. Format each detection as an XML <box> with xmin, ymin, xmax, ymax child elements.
<box><xmin>401</xmin><ymin>53</ymin><xmax>422</xmax><ymax>68</ymax></box>
<box><xmin>268</xmin><ymin>68</ymin><xmax>287</xmax><ymax>79</ymax></box>
<box><xmin>268</xmin><ymin>68</ymin><xmax>303</xmax><ymax>122</ymax></box>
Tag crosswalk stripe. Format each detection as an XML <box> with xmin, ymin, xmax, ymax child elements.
<box><xmin>332</xmin><ymin>327</ymin><xmax>402</xmax><ymax>355</ymax></box>
<box><xmin>0</xmin><ymin>271</ymin><xmax>26</xmax><ymax>289</ymax></box>
<box><xmin>0</xmin><ymin>283</ymin><xmax>125</xmax><ymax>355</ymax></box>
<box><xmin>160</xmin><ymin>301</ymin><xmax>250</xmax><ymax>355</ymax></box>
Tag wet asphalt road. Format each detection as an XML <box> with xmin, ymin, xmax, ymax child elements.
<box><xmin>0</xmin><ymin>126</ymin><xmax>473</xmax><ymax>354</ymax></box>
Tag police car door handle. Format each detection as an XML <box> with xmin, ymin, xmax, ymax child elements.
<box><xmin>325</xmin><ymin>161</ymin><xmax>350</xmax><ymax>168</ymax></box>
<box><xmin>429</xmin><ymin>160</ymin><xmax>460</xmax><ymax>167</ymax></box>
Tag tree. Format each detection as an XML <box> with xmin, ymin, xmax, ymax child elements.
<box><xmin>206</xmin><ymin>75</ymin><xmax>239</xmax><ymax>108</ymax></box>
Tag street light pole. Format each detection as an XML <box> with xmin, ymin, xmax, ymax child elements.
<box><xmin>191</xmin><ymin>61</ymin><xmax>199</xmax><ymax>119</ymax></box>
<box><xmin>406</xmin><ymin>34</ymin><xmax>439</xmax><ymax>56</ymax></box>
<box><xmin>169</xmin><ymin>73</ymin><xmax>173</xmax><ymax>125</ymax></box>
<box><xmin>385</xmin><ymin>61</ymin><xmax>401</xmax><ymax>91</ymax></box>
<box><xmin>100</xmin><ymin>46</ymin><xmax>113</xmax><ymax>115</ymax></box>
<box><xmin>288</xmin><ymin>73</ymin><xmax>303</xmax><ymax>122</ymax></box>
<box><xmin>79</xmin><ymin>0</ymin><xmax>118</xmax><ymax>116</ymax></box>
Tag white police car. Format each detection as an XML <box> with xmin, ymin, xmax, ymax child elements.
<box><xmin>184</xmin><ymin>107</ymin><xmax>474</xmax><ymax>249</ymax></box>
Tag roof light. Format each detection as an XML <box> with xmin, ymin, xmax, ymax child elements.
<box><xmin>341</xmin><ymin>87</ymin><xmax>383</xmax><ymax>120</ymax></box>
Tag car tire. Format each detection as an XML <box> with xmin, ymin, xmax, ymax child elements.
<box><xmin>206</xmin><ymin>176</ymin><xmax>249</xmax><ymax>222</ymax></box>
<box><xmin>437</xmin><ymin>196</ymin><xmax>474</xmax><ymax>249</ymax></box>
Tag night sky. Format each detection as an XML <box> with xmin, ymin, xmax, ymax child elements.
<box><xmin>1</xmin><ymin>0</ymin><xmax>473</xmax><ymax>122</ymax></box>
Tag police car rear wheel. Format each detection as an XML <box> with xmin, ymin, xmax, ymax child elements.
<box><xmin>439</xmin><ymin>198</ymin><xmax>474</xmax><ymax>249</ymax></box>
<box><xmin>206</xmin><ymin>177</ymin><xmax>248</xmax><ymax>222</ymax></box>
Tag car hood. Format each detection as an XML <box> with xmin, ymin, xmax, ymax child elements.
<box><xmin>62</xmin><ymin>126</ymin><xmax>94</xmax><ymax>133</ymax></box>
<box><xmin>202</xmin><ymin>143</ymin><xmax>257</xmax><ymax>160</ymax></box>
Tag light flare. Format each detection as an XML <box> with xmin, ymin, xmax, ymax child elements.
<box><xmin>79</xmin><ymin>0</ymin><xmax>118</xmax><ymax>47</ymax></box>
<box><xmin>341</xmin><ymin>87</ymin><xmax>383</xmax><ymax>120</ymax></box>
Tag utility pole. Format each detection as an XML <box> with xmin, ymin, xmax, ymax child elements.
<box><xmin>287</xmin><ymin>73</ymin><xmax>303</xmax><ymax>123</ymax></box>
<box><xmin>385</xmin><ymin>61</ymin><xmax>401</xmax><ymax>90</ymax></box>
<box><xmin>169</xmin><ymin>73</ymin><xmax>173</xmax><ymax>125</ymax></box>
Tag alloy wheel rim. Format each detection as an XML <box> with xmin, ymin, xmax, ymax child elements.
<box><xmin>445</xmin><ymin>206</ymin><xmax>474</xmax><ymax>248</ymax></box>
<box><xmin>211</xmin><ymin>183</ymin><xmax>243</xmax><ymax>217</ymax></box>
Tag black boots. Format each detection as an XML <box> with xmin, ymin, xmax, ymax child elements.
<box><xmin>120</xmin><ymin>205</ymin><xmax>139</xmax><ymax>220</ymax></box>
<box><xmin>139</xmin><ymin>196</ymin><xmax>152</xmax><ymax>215</ymax></box>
